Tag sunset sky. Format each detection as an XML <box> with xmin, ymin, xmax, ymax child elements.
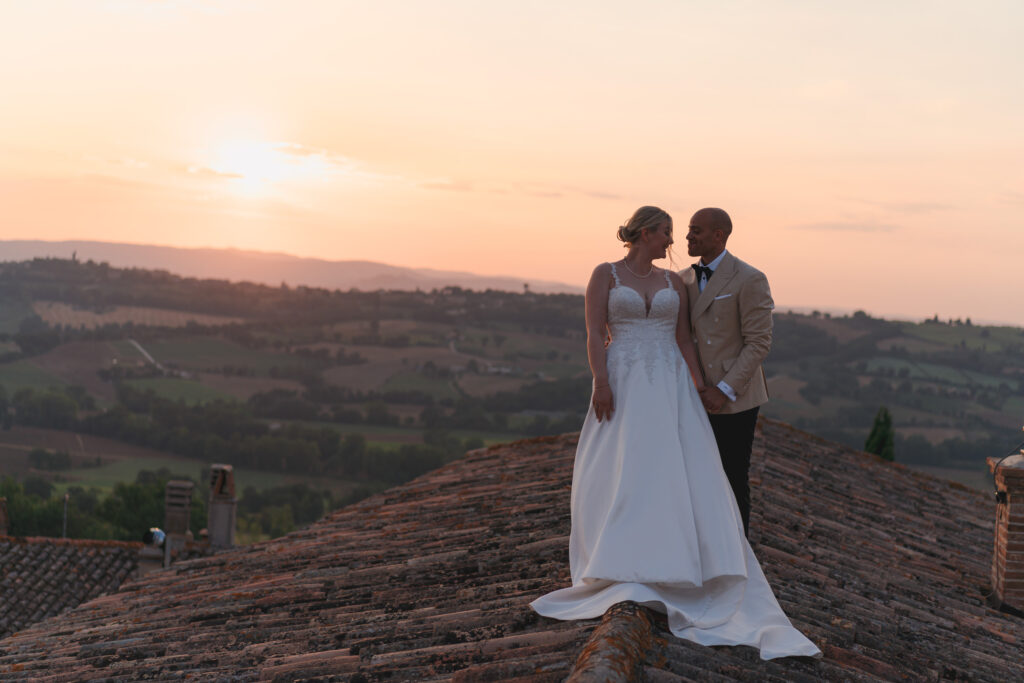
<box><xmin>2</xmin><ymin>1</ymin><xmax>1022</xmax><ymax>324</ymax></box>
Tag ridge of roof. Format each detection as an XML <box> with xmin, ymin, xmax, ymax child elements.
<box><xmin>0</xmin><ymin>535</ymin><xmax>143</xmax><ymax>550</ymax></box>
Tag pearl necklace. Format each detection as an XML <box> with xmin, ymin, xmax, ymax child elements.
<box><xmin>622</xmin><ymin>259</ymin><xmax>654</xmax><ymax>279</ymax></box>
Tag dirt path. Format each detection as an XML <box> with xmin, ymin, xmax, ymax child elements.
<box><xmin>128</xmin><ymin>339</ymin><xmax>160</xmax><ymax>368</ymax></box>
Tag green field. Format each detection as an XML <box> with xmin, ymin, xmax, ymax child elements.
<box><xmin>274</xmin><ymin>421</ymin><xmax>423</xmax><ymax>452</ymax></box>
<box><xmin>110</xmin><ymin>339</ymin><xmax>151</xmax><ymax>361</ymax></box>
<box><xmin>1004</xmin><ymin>396</ymin><xmax>1024</xmax><ymax>416</ymax></box>
<box><xmin>54</xmin><ymin>454</ymin><xmax>361</xmax><ymax>498</ymax></box>
<box><xmin>960</xmin><ymin>368</ymin><xmax>1019</xmax><ymax>390</ymax></box>
<box><xmin>286</xmin><ymin>419</ymin><xmax>526</xmax><ymax>451</ymax></box>
<box><xmin>380</xmin><ymin>371</ymin><xmax>462</xmax><ymax>401</ymax></box>
<box><xmin>0</xmin><ymin>298</ymin><xmax>35</xmax><ymax>335</ymax></box>
<box><xmin>142</xmin><ymin>338</ymin><xmax>292</xmax><ymax>374</ymax></box>
<box><xmin>455</xmin><ymin>326</ymin><xmax>582</xmax><ymax>362</ymax></box>
<box><xmin>449</xmin><ymin>428</ymin><xmax>531</xmax><ymax>446</ymax></box>
<box><xmin>53</xmin><ymin>455</ymin><xmax>206</xmax><ymax>494</ymax></box>
<box><xmin>0</xmin><ymin>360</ymin><xmax>66</xmax><ymax>393</ymax></box>
<box><xmin>887</xmin><ymin>403</ymin><xmax>952</xmax><ymax>425</ymax></box>
<box><xmin>535</xmin><ymin>362</ymin><xmax>587</xmax><ymax>379</ymax></box>
<box><xmin>762</xmin><ymin>395</ymin><xmax>860</xmax><ymax>424</ymax></box>
<box><xmin>902</xmin><ymin>323</ymin><xmax>1024</xmax><ymax>352</ymax></box>
<box><xmin>861</xmin><ymin>357</ymin><xmax>985</xmax><ymax>386</ymax></box>
<box><xmin>123</xmin><ymin>377</ymin><xmax>238</xmax><ymax>405</ymax></box>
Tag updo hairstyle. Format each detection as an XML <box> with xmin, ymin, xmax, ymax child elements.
<box><xmin>617</xmin><ymin>206</ymin><xmax>672</xmax><ymax>247</ymax></box>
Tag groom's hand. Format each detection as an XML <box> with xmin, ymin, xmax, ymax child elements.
<box><xmin>699</xmin><ymin>386</ymin><xmax>728</xmax><ymax>413</ymax></box>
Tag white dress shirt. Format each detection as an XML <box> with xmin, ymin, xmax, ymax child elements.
<box><xmin>696</xmin><ymin>249</ymin><xmax>728</xmax><ymax>293</ymax></box>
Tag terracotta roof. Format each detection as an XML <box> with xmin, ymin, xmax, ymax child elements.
<box><xmin>0</xmin><ymin>536</ymin><xmax>140</xmax><ymax>640</ymax></box>
<box><xmin>635</xmin><ymin>419</ymin><xmax>1023</xmax><ymax>681</ymax></box>
<box><xmin>0</xmin><ymin>418</ymin><xmax>1021</xmax><ymax>681</ymax></box>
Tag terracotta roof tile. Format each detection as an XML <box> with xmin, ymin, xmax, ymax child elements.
<box><xmin>0</xmin><ymin>536</ymin><xmax>140</xmax><ymax>640</ymax></box>
<box><xmin>0</xmin><ymin>419</ymin><xmax>1021</xmax><ymax>681</ymax></box>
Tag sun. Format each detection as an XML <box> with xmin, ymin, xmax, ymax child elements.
<box><xmin>207</xmin><ymin>140</ymin><xmax>293</xmax><ymax>196</ymax></box>
<box><xmin>200</xmin><ymin>139</ymin><xmax>352</xmax><ymax>198</ymax></box>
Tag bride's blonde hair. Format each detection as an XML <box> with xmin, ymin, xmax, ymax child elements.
<box><xmin>617</xmin><ymin>206</ymin><xmax>672</xmax><ymax>247</ymax></box>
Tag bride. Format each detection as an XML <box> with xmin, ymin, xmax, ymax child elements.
<box><xmin>530</xmin><ymin>206</ymin><xmax>820</xmax><ymax>660</ymax></box>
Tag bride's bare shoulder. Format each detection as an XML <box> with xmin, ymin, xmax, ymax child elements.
<box><xmin>586</xmin><ymin>262</ymin><xmax>615</xmax><ymax>295</ymax></box>
<box><xmin>588</xmin><ymin>262</ymin><xmax>615</xmax><ymax>282</ymax></box>
<box><xmin>665</xmin><ymin>268</ymin><xmax>685</xmax><ymax>289</ymax></box>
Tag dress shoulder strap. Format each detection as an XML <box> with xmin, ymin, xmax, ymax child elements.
<box><xmin>608</xmin><ymin>262</ymin><xmax>621</xmax><ymax>286</ymax></box>
<box><xmin>661</xmin><ymin>268</ymin><xmax>672</xmax><ymax>287</ymax></box>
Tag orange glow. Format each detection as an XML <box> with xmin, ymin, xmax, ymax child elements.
<box><xmin>0</xmin><ymin>1</ymin><xmax>1022</xmax><ymax>324</ymax></box>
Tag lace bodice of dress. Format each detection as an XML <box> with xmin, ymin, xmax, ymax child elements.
<box><xmin>606</xmin><ymin>263</ymin><xmax>682</xmax><ymax>383</ymax></box>
<box><xmin>607</xmin><ymin>263</ymin><xmax>678</xmax><ymax>343</ymax></box>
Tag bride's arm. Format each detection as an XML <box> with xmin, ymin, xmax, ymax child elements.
<box><xmin>669</xmin><ymin>271</ymin><xmax>706</xmax><ymax>391</ymax></box>
<box><xmin>585</xmin><ymin>263</ymin><xmax>614</xmax><ymax>421</ymax></box>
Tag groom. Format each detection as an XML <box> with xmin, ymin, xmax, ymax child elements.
<box><xmin>682</xmin><ymin>208</ymin><xmax>774</xmax><ymax>537</ymax></box>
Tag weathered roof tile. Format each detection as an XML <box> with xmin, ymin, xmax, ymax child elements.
<box><xmin>0</xmin><ymin>536</ymin><xmax>140</xmax><ymax>641</ymax></box>
<box><xmin>1</xmin><ymin>419</ymin><xmax>1023</xmax><ymax>680</ymax></box>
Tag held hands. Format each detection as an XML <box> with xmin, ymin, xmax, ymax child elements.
<box><xmin>593</xmin><ymin>383</ymin><xmax>614</xmax><ymax>422</ymax></box>
<box><xmin>699</xmin><ymin>385</ymin><xmax>728</xmax><ymax>414</ymax></box>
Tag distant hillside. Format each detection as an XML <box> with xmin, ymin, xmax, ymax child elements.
<box><xmin>2</xmin><ymin>256</ymin><xmax>1021</xmax><ymax>496</ymax></box>
<box><xmin>0</xmin><ymin>240</ymin><xmax>583</xmax><ymax>295</ymax></box>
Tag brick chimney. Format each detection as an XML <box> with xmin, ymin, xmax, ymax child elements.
<box><xmin>164</xmin><ymin>480</ymin><xmax>194</xmax><ymax>537</ymax></box>
<box><xmin>0</xmin><ymin>497</ymin><xmax>8</xmax><ymax>536</ymax></box>
<box><xmin>207</xmin><ymin>464</ymin><xmax>236</xmax><ymax>549</ymax></box>
<box><xmin>987</xmin><ymin>447</ymin><xmax>1024</xmax><ymax>614</ymax></box>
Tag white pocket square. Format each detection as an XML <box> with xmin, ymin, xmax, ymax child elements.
<box><xmin>713</xmin><ymin>294</ymin><xmax>733</xmax><ymax>300</ymax></box>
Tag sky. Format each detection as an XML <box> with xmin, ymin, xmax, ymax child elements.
<box><xmin>1</xmin><ymin>1</ymin><xmax>1022</xmax><ymax>324</ymax></box>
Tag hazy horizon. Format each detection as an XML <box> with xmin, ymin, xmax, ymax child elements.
<box><xmin>4</xmin><ymin>237</ymin><xmax>1022</xmax><ymax>328</ymax></box>
<box><xmin>2</xmin><ymin>2</ymin><xmax>1021</xmax><ymax>325</ymax></box>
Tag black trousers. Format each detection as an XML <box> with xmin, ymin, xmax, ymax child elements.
<box><xmin>707</xmin><ymin>406</ymin><xmax>759</xmax><ymax>538</ymax></box>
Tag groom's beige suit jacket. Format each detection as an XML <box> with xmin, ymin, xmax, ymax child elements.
<box><xmin>681</xmin><ymin>252</ymin><xmax>774</xmax><ymax>414</ymax></box>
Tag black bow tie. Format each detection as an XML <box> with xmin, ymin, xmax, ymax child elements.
<box><xmin>692</xmin><ymin>264</ymin><xmax>714</xmax><ymax>282</ymax></box>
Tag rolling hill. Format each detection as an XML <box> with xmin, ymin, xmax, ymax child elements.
<box><xmin>0</xmin><ymin>240</ymin><xmax>582</xmax><ymax>295</ymax></box>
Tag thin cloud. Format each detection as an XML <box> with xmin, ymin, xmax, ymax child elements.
<box><xmin>790</xmin><ymin>221</ymin><xmax>901</xmax><ymax>233</ymax></box>
<box><xmin>998</xmin><ymin>191</ymin><xmax>1024</xmax><ymax>206</ymax></box>
<box><xmin>419</xmin><ymin>178</ymin><xmax>620</xmax><ymax>201</ymax></box>
<box><xmin>798</xmin><ymin>79</ymin><xmax>854</xmax><ymax>102</ymax></box>
<box><xmin>107</xmin><ymin>157</ymin><xmax>150</xmax><ymax>170</ymax></box>
<box><xmin>849</xmin><ymin>198</ymin><xmax>956</xmax><ymax>214</ymax></box>
<box><xmin>273</xmin><ymin>142</ymin><xmax>332</xmax><ymax>158</ymax></box>
<box><xmin>104</xmin><ymin>0</ymin><xmax>227</xmax><ymax>15</ymax></box>
<box><xmin>195</xmin><ymin>141</ymin><xmax>398</xmax><ymax>188</ymax></box>
<box><xmin>75</xmin><ymin>173</ymin><xmax>158</xmax><ymax>190</ymax></box>
<box><xmin>419</xmin><ymin>180</ymin><xmax>475</xmax><ymax>192</ymax></box>
<box><xmin>573</xmin><ymin>187</ymin><xmax>623</xmax><ymax>201</ymax></box>
<box><xmin>514</xmin><ymin>183</ymin><xmax>564</xmax><ymax>199</ymax></box>
<box><xmin>187</xmin><ymin>165</ymin><xmax>243</xmax><ymax>179</ymax></box>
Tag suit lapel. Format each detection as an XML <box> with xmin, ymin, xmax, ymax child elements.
<box><xmin>692</xmin><ymin>252</ymin><xmax>737</xmax><ymax>318</ymax></box>
<box><xmin>681</xmin><ymin>266</ymin><xmax>700</xmax><ymax>313</ymax></box>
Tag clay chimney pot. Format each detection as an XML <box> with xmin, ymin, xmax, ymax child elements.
<box><xmin>988</xmin><ymin>448</ymin><xmax>1024</xmax><ymax>613</ymax></box>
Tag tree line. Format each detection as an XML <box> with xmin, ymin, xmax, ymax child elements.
<box><xmin>0</xmin><ymin>258</ymin><xmax>584</xmax><ymax>332</ymax></box>
<box><xmin>1</xmin><ymin>384</ymin><xmax>476</xmax><ymax>483</ymax></box>
<box><xmin>2</xmin><ymin>468</ymin><xmax>359</xmax><ymax>542</ymax></box>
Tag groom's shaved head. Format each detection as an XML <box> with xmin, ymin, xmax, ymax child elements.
<box><xmin>686</xmin><ymin>208</ymin><xmax>732</xmax><ymax>261</ymax></box>
<box><xmin>693</xmin><ymin>208</ymin><xmax>732</xmax><ymax>238</ymax></box>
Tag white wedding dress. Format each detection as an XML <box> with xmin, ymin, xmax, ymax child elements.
<box><xmin>530</xmin><ymin>265</ymin><xmax>820</xmax><ymax>660</ymax></box>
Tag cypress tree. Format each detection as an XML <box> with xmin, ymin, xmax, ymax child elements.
<box><xmin>865</xmin><ymin>406</ymin><xmax>895</xmax><ymax>461</ymax></box>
